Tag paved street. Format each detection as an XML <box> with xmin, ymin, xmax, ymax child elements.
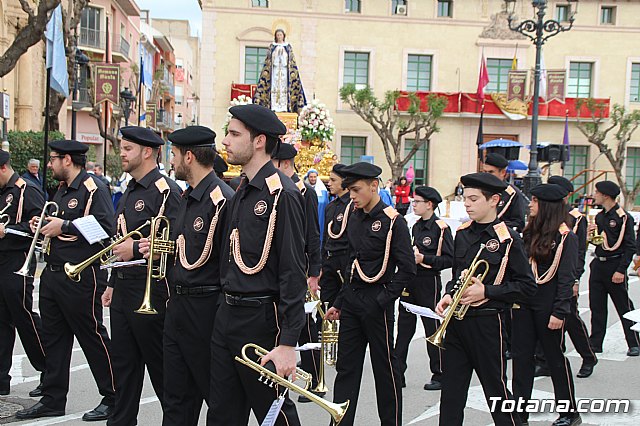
<box><xmin>2</xmin><ymin>252</ymin><xmax>640</xmax><ymax>425</ymax></box>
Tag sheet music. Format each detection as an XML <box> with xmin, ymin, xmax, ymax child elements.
<box><xmin>261</xmin><ymin>393</ymin><xmax>287</xmax><ymax>426</ymax></box>
<box><xmin>296</xmin><ymin>343</ymin><xmax>321</xmax><ymax>352</ymax></box>
<box><xmin>72</xmin><ymin>215</ymin><xmax>109</xmax><ymax>244</ymax></box>
<box><xmin>304</xmin><ymin>301</ymin><xmax>318</xmax><ymax>314</ymax></box>
<box><xmin>401</xmin><ymin>301</ymin><xmax>443</xmax><ymax>321</ymax></box>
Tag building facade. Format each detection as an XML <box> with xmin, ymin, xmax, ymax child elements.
<box><xmin>200</xmin><ymin>0</ymin><xmax>640</xmax><ymax>206</ymax></box>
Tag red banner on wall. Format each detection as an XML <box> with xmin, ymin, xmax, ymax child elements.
<box><xmin>95</xmin><ymin>65</ymin><xmax>120</xmax><ymax>104</ymax></box>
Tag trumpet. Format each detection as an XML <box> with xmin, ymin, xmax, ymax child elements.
<box><xmin>235</xmin><ymin>343</ymin><xmax>349</xmax><ymax>425</ymax></box>
<box><xmin>136</xmin><ymin>215</ymin><xmax>174</xmax><ymax>315</ymax></box>
<box><xmin>427</xmin><ymin>244</ymin><xmax>489</xmax><ymax>349</ymax></box>
<box><xmin>15</xmin><ymin>201</ymin><xmax>59</xmax><ymax>278</ymax></box>
<box><xmin>0</xmin><ymin>202</ymin><xmax>11</xmax><ymax>226</ymax></box>
<box><xmin>64</xmin><ymin>221</ymin><xmax>150</xmax><ymax>282</ymax></box>
<box><xmin>587</xmin><ymin>215</ymin><xmax>604</xmax><ymax>246</ymax></box>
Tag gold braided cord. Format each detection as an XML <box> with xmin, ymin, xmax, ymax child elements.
<box><xmin>16</xmin><ymin>183</ymin><xmax>26</xmax><ymax>224</ymax></box>
<box><xmin>470</xmin><ymin>239</ymin><xmax>513</xmax><ymax>307</ymax></box>
<box><xmin>497</xmin><ymin>191</ymin><xmax>515</xmax><ymax>219</ymax></box>
<box><xmin>327</xmin><ymin>200</ymin><xmax>352</xmax><ymax>240</ymax></box>
<box><xmin>602</xmin><ymin>214</ymin><xmax>627</xmax><ymax>252</ymax></box>
<box><xmin>231</xmin><ymin>190</ymin><xmax>281</xmax><ymax>275</ymax></box>
<box><xmin>351</xmin><ymin>216</ymin><xmax>397</xmax><ymax>284</ymax></box>
<box><xmin>176</xmin><ymin>200</ymin><xmax>225</xmax><ymax>270</ymax></box>
<box><xmin>531</xmin><ymin>233</ymin><xmax>568</xmax><ymax>285</ymax></box>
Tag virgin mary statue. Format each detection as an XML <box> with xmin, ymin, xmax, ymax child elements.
<box><xmin>253</xmin><ymin>28</ymin><xmax>307</xmax><ymax>114</ymax></box>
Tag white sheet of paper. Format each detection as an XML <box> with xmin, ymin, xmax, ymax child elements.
<box><xmin>100</xmin><ymin>259</ymin><xmax>147</xmax><ymax>270</ymax></box>
<box><xmin>623</xmin><ymin>309</ymin><xmax>640</xmax><ymax>323</ymax></box>
<box><xmin>72</xmin><ymin>215</ymin><xmax>109</xmax><ymax>244</ymax></box>
<box><xmin>304</xmin><ymin>301</ymin><xmax>318</xmax><ymax>314</ymax></box>
<box><xmin>401</xmin><ymin>301</ymin><xmax>443</xmax><ymax>321</ymax></box>
<box><xmin>632</xmin><ymin>323</ymin><xmax>640</xmax><ymax>332</ymax></box>
<box><xmin>296</xmin><ymin>343</ymin><xmax>321</xmax><ymax>352</ymax></box>
<box><xmin>261</xmin><ymin>395</ymin><xmax>286</xmax><ymax>426</ymax></box>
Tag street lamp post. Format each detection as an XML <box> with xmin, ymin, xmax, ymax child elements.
<box><xmin>119</xmin><ymin>87</ymin><xmax>136</xmax><ymax>126</ymax></box>
<box><xmin>71</xmin><ymin>34</ymin><xmax>90</xmax><ymax>140</ymax></box>
<box><xmin>504</xmin><ymin>0</ymin><xmax>578</xmax><ymax>196</ymax></box>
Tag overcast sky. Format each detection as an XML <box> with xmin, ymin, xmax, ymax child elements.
<box><xmin>136</xmin><ymin>0</ymin><xmax>202</xmax><ymax>37</ymax></box>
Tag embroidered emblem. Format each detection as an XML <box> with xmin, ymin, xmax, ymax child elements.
<box><xmin>135</xmin><ymin>200</ymin><xmax>145</xmax><ymax>212</ymax></box>
<box><xmin>423</xmin><ymin>236</ymin><xmax>432</xmax><ymax>246</ymax></box>
<box><xmin>371</xmin><ymin>220</ymin><xmax>382</xmax><ymax>232</ymax></box>
<box><xmin>5</xmin><ymin>194</ymin><xmax>13</xmax><ymax>204</ymax></box>
<box><xmin>67</xmin><ymin>198</ymin><xmax>78</xmax><ymax>209</ymax></box>
<box><xmin>498</xmin><ymin>200</ymin><xmax>505</xmax><ymax>207</ymax></box>
<box><xmin>193</xmin><ymin>217</ymin><xmax>204</xmax><ymax>231</ymax></box>
<box><xmin>486</xmin><ymin>239</ymin><xmax>500</xmax><ymax>252</ymax></box>
<box><xmin>551</xmin><ymin>241</ymin><xmax>557</xmax><ymax>250</ymax></box>
<box><xmin>254</xmin><ymin>200</ymin><xmax>268</xmax><ymax>216</ymax></box>
<box><xmin>609</xmin><ymin>219</ymin><xmax>617</xmax><ymax>228</ymax></box>
<box><xmin>336</xmin><ymin>213</ymin><xmax>344</xmax><ymax>222</ymax></box>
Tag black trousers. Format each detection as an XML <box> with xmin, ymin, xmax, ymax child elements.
<box><xmin>297</xmin><ymin>312</ymin><xmax>321</xmax><ymax>388</ymax></box>
<box><xmin>566</xmin><ymin>295</ymin><xmax>597</xmax><ymax>363</ymax></box>
<box><xmin>208</xmin><ymin>300</ymin><xmax>301</xmax><ymax>426</ymax></box>
<box><xmin>589</xmin><ymin>259</ymin><xmax>640</xmax><ymax>350</ymax></box>
<box><xmin>38</xmin><ymin>266</ymin><xmax>115</xmax><ymax>410</ymax></box>
<box><xmin>512</xmin><ymin>308</ymin><xmax>577</xmax><ymax>422</ymax></box>
<box><xmin>162</xmin><ymin>291</ymin><xmax>219</xmax><ymax>426</ymax></box>
<box><xmin>320</xmin><ymin>252</ymin><xmax>348</xmax><ymax>308</ymax></box>
<box><xmin>107</xmin><ymin>276</ymin><xmax>168</xmax><ymax>426</ymax></box>
<box><xmin>333</xmin><ymin>285</ymin><xmax>402</xmax><ymax>426</ymax></box>
<box><xmin>395</xmin><ymin>273</ymin><xmax>442</xmax><ymax>382</ymax></box>
<box><xmin>0</xmin><ymin>253</ymin><xmax>46</xmax><ymax>391</ymax></box>
<box><xmin>440</xmin><ymin>312</ymin><xmax>520</xmax><ymax>426</ymax></box>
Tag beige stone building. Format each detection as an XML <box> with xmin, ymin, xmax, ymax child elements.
<box><xmin>199</xmin><ymin>0</ymin><xmax>640</xmax><ymax>205</ymax></box>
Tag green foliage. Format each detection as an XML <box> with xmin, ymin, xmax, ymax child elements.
<box><xmin>105</xmin><ymin>151</ymin><xmax>122</xmax><ymax>181</ymax></box>
<box><xmin>7</xmin><ymin>130</ymin><xmax>65</xmax><ymax>189</ymax></box>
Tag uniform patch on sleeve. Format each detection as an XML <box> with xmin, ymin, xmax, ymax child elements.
<box><xmin>505</xmin><ymin>185</ymin><xmax>516</xmax><ymax>195</ymax></box>
<box><xmin>295</xmin><ymin>180</ymin><xmax>306</xmax><ymax>193</ymax></box>
<box><xmin>210</xmin><ymin>186</ymin><xmax>225</xmax><ymax>205</ymax></box>
<box><xmin>155</xmin><ymin>178</ymin><xmax>170</xmax><ymax>193</ymax></box>
<box><xmin>569</xmin><ymin>209</ymin><xmax>582</xmax><ymax>219</ymax></box>
<box><xmin>457</xmin><ymin>220</ymin><xmax>472</xmax><ymax>231</ymax></box>
<box><xmin>559</xmin><ymin>223</ymin><xmax>571</xmax><ymax>235</ymax></box>
<box><xmin>435</xmin><ymin>219</ymin><xmax>448</xmax><ymax>229</ymax></box>
<box><xmin>494</xmin><ymin>222</ymin><xmax>511</xmax><ymax>243</ymax></box>
<box><xmin>616</xmin><ymin>207</ymin><xmax>626</xmax><ymax>218</ymax></box>
<box><xmin>265</xmin><ymin>173</ymin><xmax>283</xmax><ymax>194</ymax></box>
<box><xmin>83</xmin><ymin>177</ymin><xmax>97</xmax><ymax>192</ymax></box>
<box><xmin>383</xmin><ymin>206</ymin><xmax>399</xmax><ymax>219</ymax></box>
<box><xmin>15</xmin><ymin>178</ymin><xmax>26</xmax><ymax>188</ymax></box>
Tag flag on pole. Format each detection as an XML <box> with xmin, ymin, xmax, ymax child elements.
<box><xmin>476</xmin><ymin>104</ymin><xmax>485</xmax><ymax>147</ymax></box>
<box><xmin>563</xmin><ymin>109</ymin><xmax>570</xmax><ymax>161</ymax></box>
<box><xmin>511</xmin><ymin>44</ymin><xmax>518</xmax><ymax>70</ymax></box>
<box><xmin>539</xmin><ymin>52</ymin><xmax>547</xmax><ymax>100</ymax></box>
<box><xmin>45</xmin><ymin>5</ymin><xmax>69</xmax><ymax>97</ymax></box>
<box><xmin>139</xmin><ymin>57</ymin><xmax>147</xmax><ymax>126</ymax></box>
<box><xmin>477</xmin><ymin>53</ymin><xmax>490</xmax><ymax>102</ymax></box>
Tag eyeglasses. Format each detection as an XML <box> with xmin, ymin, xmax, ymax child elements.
<box><xmin>49</xmin><ymin>155</ymin><xmax>65</xmax><ymax>162</ymax></box>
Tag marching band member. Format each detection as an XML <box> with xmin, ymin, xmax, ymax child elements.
<box><xmin>325</xmin><ymin>162</ymin><xmax>416</xmax><ymax>426</ymax></box>
<box><xmin>435</xmin><ymin>173</ymin><xmax>535</xmax><ymax>426</ymax></box>
<box><xmin>481</xmin><ymin>153</ymin><xmax>526</xmax><ymax>233</ymax></box>
<box><xmin>513</xmin><ymin>183</ymin><xmax>580</xmax><ymax>426</ymax></box>
<box><xmin>208</xmin><ymin>104</ymin><xmax>306</xmax><ymax>426</ymax></box>
<box><xmin>395</xmin><ymin>186</ymin><xmax>453</xmax><ymax>391</ymax></box>
<box><xmin>0</xmin><ymin>150</ymin><xmax>46</xmax><ymax>397</ymax></box>
<box><xmin>271</xmin><ymin>143</ymin><xmax>323</xmax><ymax>399</ymax></box>
<box><xmin>16</xmin><ymin>140</ymin><xmax>115</xmax><ymax>421</ymax></box>
<box><xmin>588</xmin><ymin>181</ymin><xmax>639</xmax><ymax>356</ymax></box>
<box><xmin>102</xmin><ymin>127</ymin><xmax>182</xmax><ymax>426</ymax></box>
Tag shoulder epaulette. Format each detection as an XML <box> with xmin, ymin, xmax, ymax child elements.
<box><xmin>569</xmin><ymin>208</ymin><xmax>582</xmax><ymax>219</ymax></box>
<box><xmin>494</xmin><ymin>222</ymin><xmax>512</xmax><ymax>243</ymax></box>
<box><xmin>265</xmin><ymin>173</ymin><xmax>282</xmax><ymax>194</ymax></box>
<box><xmin>435</xmin><ymin>219</ymin><xmax>448</xmax><ymax>229</ymax></box>
<box><xmin>457</xmin><ymin>220</ymin><xmax>472</xmax><ymax>231</ymax></box>
<box><xmin>210</xmin><ymin>186</ymin><xmax>225</xmax><ymax>206</ymax></box>
<box><xmin>15</xmin><ymin>177</ymin><xmax>26</xmax><ymax>188</ymax></box>
<box><xmin>84</xmin><ymin>176</ymin><xmax>97</xmax><ymax>192</ymax></box>
<box><xmin>155</xmin><ymin>177</ymin><xmax>170</xmax><ymax>193</ymax></box>
<box><xmin>384</xmin><ymin>206</ymin><xmax>399</xmax><ymax>219</ymax></box>
<box><xmin>505</xmin><ymin>185</ymin><xmax>516</xmax><ymax>195</ymax></box>
<box><xmin>616</xmin><ymin>207</ymin><xmax>626</xmax><ymax>218</ymax></box>
<box><xmin>295</xmin><ymin>180</ymin><xmax>305</xmax><ymax>193</ymax></box>
<box><xmin>559</xmin><ymin>223</ymin><xmax>571</xmax><ymax>235</ymax></box>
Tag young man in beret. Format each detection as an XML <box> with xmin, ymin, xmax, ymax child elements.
<box><xmin>434</xmin><ymin>172</ymin><xmax>536</xmax><ymax>426</ymax></box>
<box><xmin>0</xmin><ymin>150</ymin><xmax>46</xmax><ymax>397</ymax></box>
<box><xmin>482</xmin><ymin>152</ymin><xmax>526</xmax><ymax>233</ymax></box>
<box><xmin>325</xmin><ymin>162</ymin><xmax>416</xmax><ymax>426</ymax></box>
<box><xmin>16</xmin><ymin>140</ymin><xmax>116</xmax><ymax>421</ymax></box>
<box><xmin>209</xmin><ymin>104</ymin><xmax>306</xmax><ymax>425</ymax></box>
<box><xmin>102</xmin><ymin>126</ymin><xmax>182</xmax><ymax>426</ymax></box>
<box><xmin>271</xmin><ymin>143</ymin><xmax>323</xmax><ymax>399</ymax></box>
<box><xmin>588</xmin><ymin>180</ymin><xmax>639</xmax><ymax>356</ymax></box>
<box><xmin>395</xmin><ymin>185</ymin><xmax>453</xmax><ymax>391</ymax></box>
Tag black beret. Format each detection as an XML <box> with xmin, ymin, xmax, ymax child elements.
<box><xmin>596</xmin><ymin>180</ymin><xmax>620</xmax><ymax>198</ymax></box>
<box><xmin>48</xmin><ymin>139</ymin><xmax>89</xmax><ymax>155</ymax></box>
<box><xmin>414</xmin><ymin>186</ymin><xmax>442</xmax><ymax>204</ymax></box>
<box><xmin>461</xmin><ymin>172</ymin><xmax>508</xmax><ymax>195</ymax></box>
<box><xmin>331</xmin><ymin>163</ymin><xmax>347</xmax><ymax>177</ymax></box>
<box><xmin>0</xmin><ymin>150</ymin><xmax>9</xmax><ymax>166</ymax></box>
<box><xmin>213</xmin><ymin>155</ymin><xmax>228</xmax><ymax>174</ymax></box>
<box><xmin>531</xmin><ymin>184</ymin><xmax>568</xmax><ymax>202</ymax></box>
<box><xmin>271</xmin><ymin>143</ymin><xmax>297</xmax><ymax>160</ymax></box>
<box><xmin>484</xmin><ymin>153</ymin><xmax>509</xmax><ymax>169</ymax></box>
<box><xmin>548</xmin><ymin>175</ymin><xmax>574</xmax><ymax>193</ymax></box>
<box><xmin>229</xmin><ymin>104</ymin><xmax>287</xmax><ymax>137</ymax></box>
<box><xmin>341</xmin><ymin>162</ymin><xmax>382</xmax><ymax>188</ymax></box>
<box><xmin>169</xmin><ymin>125</ymin><xmax>216</xmax><ymax>147</ymax></box>
<box><xmin>120</xmin><ymin>126</ymin><xmax>165</xmax><ymax>147</ymax></box>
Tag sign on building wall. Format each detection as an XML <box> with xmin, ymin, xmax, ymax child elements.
<box><xmin>95</xmin><ymin>65</ymin><xmax>120</xmax><ymax>104</ymax></box>
<box><xmin>146</xmin><ymin>105</ymin><xmax>157</xmax><ymax>128</ymax></box>
<box><xmin>547</xmin><ymin>70</ymin><xmax>567</xmax><ymax>103</ymax></box>
<box><xmin>78</xmin><ymin>133</ymin><xmax>102</xmax><ymax>144</ymax></box>
<box><xmin>507</xmin><ymin>70</ymin><xmax>527</xmax><ymax>102</ymax></box>
<box><xmin>0</xmin><ymin>92</ymin><xmax>10</xmax><ymax>119</ymax></box>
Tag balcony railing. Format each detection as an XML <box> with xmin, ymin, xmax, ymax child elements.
<box><xmin>156</xmin><ymin>109</ymin><xmax>172</xmax><ymax>129</ymax></box>
<box><xmin>162</xmin><ymin>71</ymin><xmax>175</xmax><ymax>97</ymax></box>
<box><xmin>112</xmin><ymin>36</ymin><xmax>130</xmax><ymax>58</ymax></box>
<box><xmin>78</xmin><ymin>87</ymin><xmax>91</xmax><ymax>104</ymax></box>
<box><xmin>79</xmin><ymin>28</ymin><xmax>105</xmax><ymax>49</ymax></box>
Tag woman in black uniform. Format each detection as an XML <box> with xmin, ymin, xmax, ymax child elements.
<box><xmin>512</xmin><ymin>184</ymin><xmax>581</xmax><ymax>426</ymax></box>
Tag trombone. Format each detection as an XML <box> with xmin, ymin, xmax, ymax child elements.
<box><xmin>136</xmin><ymin>215</ymin><xmax>174</xmax><ymax>315</ymax></box>
<box><xmin>235</xmin><ymin>343</ymin><xmax>349</xmax><ymax>425</ymax></box>
<box><xmin>15</xmin><ymin>201</ymin><xmax>59</xmax><ymax>278</ymax></box>
<box><xmin>427</xmin><ymin>244</ymin><xmax>489</xmax><ymax>349</ymax></box>
<box><xmin>0</xmin><ymin>202</ymin><xmax>11</xmax><ymax>226</ymax></box>
<box><xmin>305</xmin><ymin>289</ymin><xmax>340</xmax><ymax>393</ymax></box>
<box><xmin>64</xmin><ymin>221</ymin><xmax>150</xmax><ymax>282</ymax></box>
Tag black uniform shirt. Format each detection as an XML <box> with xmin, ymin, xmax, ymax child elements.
<box><xmin>412</xmin><ymin>214</ymin><xmax>454</xmax><ymax>275</ymax></box>
<box><xmin>220</xmin><ymin>161</ymin><xmax>307</xmax><ymax>347</ymax></box>
<box><xmin>594</xmin><ymin>204</ymin><xmax>637</xmax><ymax>274</ymax></box>
<box><xmin>447</xmin><ymin>219</ymin><xmax>536</xmax><ymax>310</ymax></box>
<box><xmin>335</xmin><ymin>199</ymin><xmax>416</xmax><ymax>310</ymax></box>
<box><xmin>170</xmin><ymin>171</ymin><xmax>234</xmax><ymax>288</ymax></box>
<box><xmin>526</xmin><ymin>226</ymin><xmax>578</xmax><ymax>320</ymax></box>
<box><xmin>291</xmin><ymin>174</ymin><xmax>321</xmax><ymax>277</ymax></box>
<box><xmin>497</xmin><ymin>183</ymin><xmax>526</xmax><ymax>233</ymax></box>
<box><xmin>48</xmin><ymin>169</ymin><xmax>115</xmax><ymax>265</ymax></box>
<box><xmin>322</xmin><ymin>192</ymin><xmax>351</xmax><ymax>254</ymax></box>
<box><xmin>568</xmin><ymin>207</ymin><xmax>587</xmax><ymax>281</ymax></box>
<box><xmin>0</xmin><ymin>173</ymin><xmax>44</xmax><ymax>253</ymax></box>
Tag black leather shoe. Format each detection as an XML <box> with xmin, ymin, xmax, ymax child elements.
<box><xmin>15</xmin><ymin>402</ymin><xmax>64</xmax><ymax>419</ymax></box>
<box><xmin>627</xmin><ymin>347</ymin><xmax>640</xmax><ymax>357</ymax></box>
<box><xmin>423</xmin><ymin>380</ymin><xmax>442</xmax><ymax>391</ymax></box>
<box><xmin>552</xmin><ymin>413</ymin><xmax>582</xmax><ymax>426</ymax></box>
<box><xmin>0</xmin><ymin>387</ymin><xmax>9</xmax><ymax>396</ymax></box>
<box><xmin>29</xmin><ymin>383</ymin><xmax>43</xmax><ymax>397</ymax></box>
<box><xmin>577</xmin><ymin>359</ymin><xmax>598</xmax><ymax>378</ymax></box>
<box><xmin>82</xmin><ymin>404</ymin><xmax>113</xmax><ymax>421</ymax></box>
<box><xmin>534</xmin><ymin>365</ymin><xmax>551</xmax><ymax>377</ymax></box>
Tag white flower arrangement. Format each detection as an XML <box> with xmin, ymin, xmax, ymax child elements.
<box><xmin>223</xmin><ymin>95</ymin><xmax>253</xmax><ymax>133</ymax></box>
<box><xmin>298</xmin><ymin>99</ymin><xmax>335</xmax><ymax>142</ymax></box>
